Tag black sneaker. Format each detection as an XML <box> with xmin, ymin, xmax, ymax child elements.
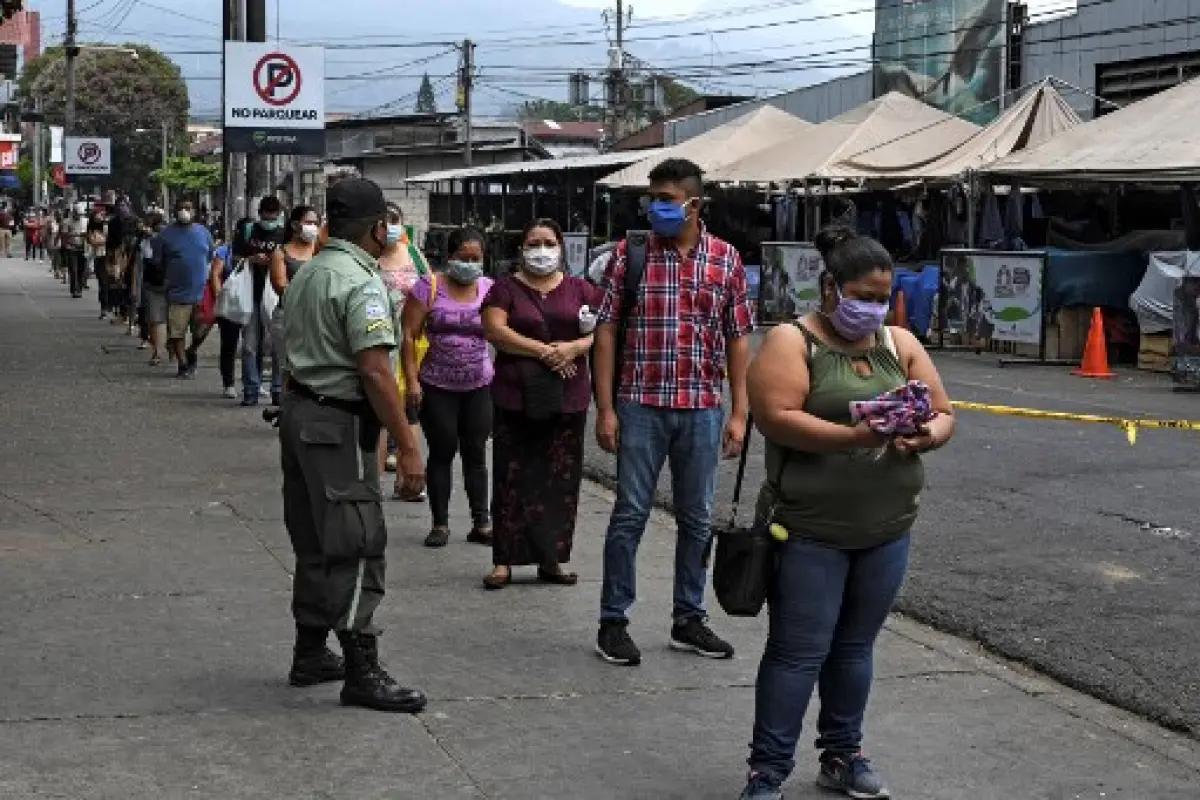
<box><xmin>424</xmin><ymin>527</ymin><xmax>450</xmax><ymax>548</ymax></box>
<box><xmin>817</xmin><ymin>752</ymin><xmax>890</xmax><ymax>799</ymax></box>
<box><xmin>596</xmin><ymin>620</ymin><xmax>641</xmax><ymax>666</ymax></box>
<box><xmin>669</xmin><ymin>617</ymin><xmax>735</xmax><ymax>659</ymax></box>
<box><xmin>739</xmin><ymin>772</ymin><xmax>783</xmax><ymax>800</ymax></box>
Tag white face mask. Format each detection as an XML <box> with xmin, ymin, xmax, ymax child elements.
<box><xmin>175</xmin><ymin>210</ymin><xmax>193</xmax><ymax>225</ymax></box>
<box><xmin>523</xmin><ymin>246</ymin><xmax>561</xmax><ymax>276</ymax></box>
<box><xmin>299</xmin><ymin>223</ymin><xmax>320</xmax><ymax>243</ymax></box>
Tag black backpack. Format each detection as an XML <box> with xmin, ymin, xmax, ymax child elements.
<box><xmin>606</xmin><ymin>231</ymin><xmax>649</xmax><ymax>405</ymax></box>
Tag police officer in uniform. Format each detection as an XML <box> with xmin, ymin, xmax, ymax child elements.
<box><xmin>279</xmin><ymin>178</ymin><xmax>427</xmax><ymax>714</ymax></box>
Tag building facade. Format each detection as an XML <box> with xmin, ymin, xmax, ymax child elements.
<box><xmin>666</xmin><ymin>0</ymin><xmax>1200</xmax><ymax>141</ymax></box>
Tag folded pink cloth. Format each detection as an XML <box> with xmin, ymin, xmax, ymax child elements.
<box><xmin>849</xmin><ymin>380</ymin><xmax>937</xmax><ymax>436</ymax></box>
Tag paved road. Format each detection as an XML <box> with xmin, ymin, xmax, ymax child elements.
<box><xmin>3</xmin><ymin>257</ymin><xmax>1200</xmax><ymax>797</ymax></box>
<box><xmin>582</xmin><ymin>329</ymin><xmax>1200</xmax><ymax>737</ymax></box>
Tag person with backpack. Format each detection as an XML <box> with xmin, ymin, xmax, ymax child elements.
<box><xmin>592</xmin><ymin>157</ymin><xmax>755</xmax><ymax>667</ymax></box>
<box><xmin>737</xmin><ymin>227</ymin><xmax>956</xmax><ymax>800</ymax></box>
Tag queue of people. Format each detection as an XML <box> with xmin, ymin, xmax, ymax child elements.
<box><xmin>42</xmin><ymin>157</ymin><xmax>952</xmax><ymax>799</ymax></box>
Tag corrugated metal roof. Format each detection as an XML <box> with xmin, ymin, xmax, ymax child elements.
<box><xmin>401</xmin><ymin>150</ymin><xmax>659</xmax><ymax>184</ymax></box>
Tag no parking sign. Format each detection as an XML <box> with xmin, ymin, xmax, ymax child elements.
<box><xmin>64</xmin><ymin>137</ymin><xmax>111</xmax><ymax>175</ymax></box>
<box><xmin>224</xmin><ymin>42</ymin><xmax>325</xmax><ymax>155</ymax></box>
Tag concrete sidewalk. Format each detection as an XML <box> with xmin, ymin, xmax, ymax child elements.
<box><xmin>1</xmin><ymin>257</ymin><xmax>1198</xmax><ymax>799</ymax></box>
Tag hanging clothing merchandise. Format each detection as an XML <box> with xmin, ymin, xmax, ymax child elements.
<box><xmin>978</xmin><ymin>186</ymin><xmax>1005</xmax><ymax>247</ymax></box>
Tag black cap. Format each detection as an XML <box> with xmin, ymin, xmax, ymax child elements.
<box><xmin>326</xmin><ymin>178</ymin><xmax>387</xmax><ymax>223</ymax></box>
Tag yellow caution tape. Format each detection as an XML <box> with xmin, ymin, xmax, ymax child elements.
<box><xmin>951</xmin><ymin>401</ymin><xmax>1200</xmax><ymax>446</ymax></box>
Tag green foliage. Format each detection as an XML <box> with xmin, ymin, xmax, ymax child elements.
<box><xmin>415</xmin><ymin>73</ymin><xmax>438</xmax><ymax>114</ymax></box>
<box><xmin>20</xmin><ymin>43</ymin><xmax>190</xmax><ymax>202</ymax></box>
<box><xmin>14</xmin><ymin>156</ymin><xmax>33</xmax><ymax>204</ymax></box>
<box><xmin>518</xmin><ymin>99</ymin><xmax>604</xmax><ymax>123</ymax></box>
<box><xmin>151</xmin><ymin>156</ymin><xmax>221</xmax><ymax>191</ymax></box>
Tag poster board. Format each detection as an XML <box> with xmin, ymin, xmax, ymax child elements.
<box><xmin>563</xmin><ymin>232</ymin><xmax>588</xmax><ymax>277</ymax></box>
<box><xmin>939</xmin><ymin>249</ymin><xmax>1047</xmax><ymax>355</ymax></box>
<box><xmin>759</xmin><ymin>241</ymin><xmax>823</xmax><ymax>323</ymax></box>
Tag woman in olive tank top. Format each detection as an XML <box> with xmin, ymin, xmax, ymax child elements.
<box><xmin>738</xmin><ymin>227</ymin><xmax>956</xmax><ymax>800</ymax></box>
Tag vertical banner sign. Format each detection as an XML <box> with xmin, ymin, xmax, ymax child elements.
<box><xmin>0</xmin><ymin>133</ymin><xmax>20</xmax><ymax>170</ymax></box>
<box><xmin>563</xmin><ymin>233</ymin><xmax>589</xmax><ymax>277</ymax></box>
<box><xmin>873</xmin><ymin>0</ymin><xmax>1007</xmax><ymax>124</ymax></box>
<box><xmin>759</xmin><ymin>241</ymin><xmax>823</xmax><ymax>322</ymax></box>
<box><xmin>64</xmin><ymin>137</ymin><xmax>112</xmax><ymax>176</ymax></box>
<box><xmin>49</xmin><ymin>126</ymin><xmax>64</xmax><ymax>164</ymax></box>
<box><xmin>224</xmin><ymin>42</ymin><xmax>326</xmax><ymax>156</ymax></box>
<box><xmin>940</xmin><ymin>249</ymin><xmax>1044</xmax><ymax>345</ymax></box>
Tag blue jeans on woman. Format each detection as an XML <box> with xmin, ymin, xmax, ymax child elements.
<box><xmin>241</xmin><ymin>306</ymin><xmax>281</xmax><ymax>404</ymax></box>
<box><xmin>599</xmin><ymin>401</ymin><xmax>723</xmax><ymax>623</ymax></box>
<box><xmin>747</xmin><ymin>532</ymin><xmax>911</xmax><ymax>785</ymax></box>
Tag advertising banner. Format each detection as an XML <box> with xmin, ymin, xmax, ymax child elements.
<box><xmin>0</xmin><ymin>134</ymin><xmax>20</xmax><ymax>170</ymax></box>
<box><xmin>760</xmin><ymin>241</ymin><xmax>823</xmax><ymax>322</ymax></box>
<box><xmin>563</xmin><ymin>233</ymin><xmax>588</xmax><ymax>277</ymax></box>
<box><xmin>64</xmin><ymin>136</ymin><xmax>112</xmax><ymax>176</ymax></box>
<box><xmin>224</xmin><ymin>42</ymin><xmax>325</xmax><ymax>155</ymax></box>
<box><xmin>941</xmin><ymin>249</ymin><xmax>1044</xmax><ymax>345</ymax></box>
<box><xmin>873</xmin><ymin>0</ymin><xmax>1007</xmax><ymax>124</ymax></box>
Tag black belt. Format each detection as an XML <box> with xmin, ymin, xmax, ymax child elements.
<box><xmin>288</xmin><ymin>380</ymin><xmax>368</xmax><ymax>416</ymax></box>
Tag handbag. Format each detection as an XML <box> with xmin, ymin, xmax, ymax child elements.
<box><xmin>712</xmin><ymin>415</ymin><xmax>779</xmax><ymax>618</ymax></box>
<box><xmin>215</xmin><ymin>261</ymin><xmax>254</xmax><ymax>325</ymax></box>
<box><xmin>196</xmin><ymin>281</ymin><xmax>217</xmax><ymax>327</ymax></box>
<box><xmin>515</xmin><ymin>279</ymin><xmax>565</xmax><ymax>420</ymax></box>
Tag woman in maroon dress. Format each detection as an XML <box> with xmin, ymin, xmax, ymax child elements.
<box><xmin>480</xmin><ymin>219</ymin><xmax>600</xmax><ymax>589</ymax></box>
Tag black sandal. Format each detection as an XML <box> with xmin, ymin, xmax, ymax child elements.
<box><xmin>423</xmin><ymin>527</ymin><xmax>451</xmax><ymax>548</ymax></box>
<box><xmin>466</xmin><ymin>526</ymin><xmax>493</xmax><ymax>546</ymax></box>
<box><xmin>482</xmin><ymin>568</ymin><xmax>511</xmax><ymax>591</ymax></box>
<box><xmin>537</xmin><ymin>568</ymin><xmax>579</xmax><ymax>586</ymax></box>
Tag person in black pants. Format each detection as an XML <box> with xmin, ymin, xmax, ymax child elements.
<box><xmin>418</xmin><ymin>384</ymin><xmax>493</xmax><ymax>546</ymax></box>
<box><xmin>208</xmin><ymin>244</ymin><xmax>242</xmax><ymax>399</ymax></box>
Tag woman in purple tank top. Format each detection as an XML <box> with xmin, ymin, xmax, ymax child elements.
<box><xmin>401</xmin><ymin>227</ymin><xmax>494</xmax><ymax>549</ymax></box>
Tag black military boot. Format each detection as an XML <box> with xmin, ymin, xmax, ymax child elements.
<box><xmin>336</xmin><ymin>630</ymin><xmax>428</xmax><ymax>714</ymax></box>
<box><xmin>288</xmin><ymin>626</ymin><xmax>346</xmax><ymax>687</ymax></box>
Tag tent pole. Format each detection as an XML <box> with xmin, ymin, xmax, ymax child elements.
<box><xmin>802</xmin><ymin>181</ymin><xmax>811</xmax><ymax>241</ymax></box>
<box><xmin>967</xmin><ymin>171</ymin><xmax>977</xmax><ymax>248</ymax></box>
<box><xmin>589</xmin><ymin>184</ymin><xmax>598</xmax><ymax>247</ymax></box>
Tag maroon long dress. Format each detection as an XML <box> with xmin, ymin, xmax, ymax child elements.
<box><xmin>482</xmin><ymin>274</ymin><xmax>600</xmax><ymax>568</ymax></box>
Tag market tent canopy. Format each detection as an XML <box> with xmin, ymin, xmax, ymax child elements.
<box><xmin>983</xmin><ymin>75</ymin><xmax>1200</xmax><ymax>184</ymax></box>
<box><xmin>837</xmin><ymin>80</ymin><xmax>1082</xmax><ymax>183</ymax></box>
<box><xmin>401</xmin><ymin>150</ymin><xmax>655</xmax><ymax>184</ymax></box>
<box><xmin>595</xmin><ymin>105</ymin><xmax>813</xmax><ymax>188</ymax></box>
<box><xmin>707</xmin><ymin>92</ymin><xmax>979</xmax><ymax>185</ymax></box>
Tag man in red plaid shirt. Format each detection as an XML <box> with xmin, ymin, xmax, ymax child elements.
<box><xmin>593</xmin><ymin>158</ymin><xmax>755</xmax><ymax>666</ymax></box>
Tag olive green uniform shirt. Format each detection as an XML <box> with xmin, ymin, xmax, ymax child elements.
<box><xmin>284</xmin><ymin>238</ymin><xmax>395</xmax><ymax>401</ymax></box>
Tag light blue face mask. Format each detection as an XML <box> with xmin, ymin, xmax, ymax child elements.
<box><xmin>446</xmin><ymin>259</ymin><xmax>484</xmax><ymax>284</ymax></box>
<box><xmin>386</xmin><ymin>224</ymin><xmax>403</xmax><ymax>247</ymax></box>
<box><xmin>259</xmin><ymin>217</ymin><xmax>282</xmax><ymax>231</ymax></box>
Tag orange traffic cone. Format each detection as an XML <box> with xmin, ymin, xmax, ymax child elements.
<box><xmin>891</xmin><ymin>289</ymin><xmax>909</xmax><ymax>330</ymax></box>
<box><xmin>1073</xmin><ymin>307</ymin><xmax>1116</xmax><ymax>379</ymax></box>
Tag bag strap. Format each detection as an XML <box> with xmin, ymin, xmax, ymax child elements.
<box><xmin>609</xmin><ymin>231</ymin><xmax>650</xmax><ymax>405</ymax></box>
<box><xmin>727</xmin><ymin>413</ymin><xmax>754</xmax><ymax>527</ymax></box>
<box><xmin>426</xmin><ymin>272</ymin><xmax>438</xmax><ymax>314</ymax></box>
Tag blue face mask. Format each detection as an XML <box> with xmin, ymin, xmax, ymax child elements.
<box><xmin>386</xmin><ymin>224</ymin><xmax>403</xmax><ymax>247</ymax></box>
<box><xmin>646</xmin><ymin>199</ymin><xmax>691</xmax><ymax>239</ymax></box>
<box><xmin>259</xmin><ymin>218</ymin><xmax>282</xmax><ymax>231</ymax></box>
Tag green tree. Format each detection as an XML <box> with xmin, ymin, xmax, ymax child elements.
<box><xmin>518</xmin><ymin>99</ymin><xmax>604</xmax><ymax>123</ymax></box>
<box><xmin>20</xmin><ymin>43</ymin><xmax>189</xmax><ymax>204</ymax></box>
<box><xmin>415</xmin><ymin>73</ymin><xmax>438</xmax><ymax>114</ymax></box>
<box><xmin>151</xmin><ymin>156</ymin><xmax>221</xmax><ymax>194</ymax></box>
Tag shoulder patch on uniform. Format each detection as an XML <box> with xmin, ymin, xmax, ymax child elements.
<box><xmin>361</xmin><ymin>286</ymin><xmax>383</xmax><ymax>297</ymax></box>
<box><xmin>365</xmin><ymin>320</ymin><xmax>392</xmax><ymax>334</ymax></box>
<box><xmin>364</xmin><ymin>302</ymin><xmax>388</xmax><ymax>321</ymax></box>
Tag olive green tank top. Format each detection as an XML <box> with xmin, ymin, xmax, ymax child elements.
<box><xmin>755</xmin><ymin>323</ymin><xmax>924</xmax><ymax>549</ymax></box>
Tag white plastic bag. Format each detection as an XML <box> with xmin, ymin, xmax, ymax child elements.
<box><xmin>216</xmin><ymin>262</ymin><xmax>254</xmax><ymax>325</ymax></box>
<box><xmin>261</xmin><ymin>278</ymin><xmax>280</xmax><ymax>321</ymax></box>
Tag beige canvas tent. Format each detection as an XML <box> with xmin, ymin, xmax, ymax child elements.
<box><xmin>707</xmin><ymin>92</ymin><xmax>979</xmax><ymax>185</ymax></box>
<box><xmin>835</xmin><ymin>80</ymin><xmax>1081</xmax><ymax>183</ymax></box>
<box><xmin>983</xmin><ymin>75</ymin><xmax>1200</xmax><ymax>184</ymax></box>
<box><xmin>595</xmin><ymin>105</ymin><xmax>812</xmax><ymax>189</ymax></box>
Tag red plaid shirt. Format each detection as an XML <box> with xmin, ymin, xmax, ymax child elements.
<box><xmin>597</xmin><ymin>228</ymin><xmax>755</xmax><ymax>410</ymax></box>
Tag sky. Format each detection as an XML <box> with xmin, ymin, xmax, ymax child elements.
<box><xmin>22</xmin><ymin>0</ymin><xmax>1079</xmax><ymax>121</ymax></box>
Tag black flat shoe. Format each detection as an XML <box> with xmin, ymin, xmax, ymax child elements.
<box><xmin>424</xmin><ymin>527</ymin><xmax>450</xmax><ymax>548</ymax></box>
<box><xmin>537</xmin><ymin>568</ymin><xmax>579</xmax><ymax>586</ymax></box>
<box><xmin>482</xmin><ymin>570</ymin><xmax>511</xmax><ymax>591</ymax></box>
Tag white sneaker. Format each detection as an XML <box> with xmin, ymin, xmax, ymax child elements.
<box><xmin>259</xmin><ymin>386</ymin><xmax>272</xmax><ymax>400</ymax></box>
<box><xmin>223</xmin><ymin>386</ymin><xmax>237</xmax><ymax>399</ymax></box>
<box><xmin>385</xmin><ymin>454</ymin><xmax>397</xmax><ymax>472</ymax></box>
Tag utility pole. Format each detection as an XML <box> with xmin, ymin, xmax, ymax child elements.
<box><xmin>31</xmin><ymin>96</ymin><xmax>41</xmax><ymax>208</ymax></box>
<box><xmin>63</xmin><ymin>0</ymin><xmax>77</xmax><ymax>205</ymax></box>
<box><xmin>223</xmin><ymin>0</ymin><xmax>246</xmax><ymax>229</ymax></box>
<box><xmin>460</xmin><ymin>39</ymin><xmax>474</xmax><ymax>167</ymax></box>
<box><xmin>605</xmin><ymin>0</ymin><xmax>629</xmax><ymax>144</ymax></box>
<box><xmin>246</xmin><ymin>0</ymin><xmax>268</xmax><ymax>203</ymax></box>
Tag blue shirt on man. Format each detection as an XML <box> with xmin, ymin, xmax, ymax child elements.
<box><xmin>160</xmin><ymin>222</ymin><xmax>214</xmax><ymax>304</ymax></box>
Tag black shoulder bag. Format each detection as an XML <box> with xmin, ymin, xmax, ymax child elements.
<box><xmin>712</xmin><ymin>418</ymin><xmax>780</xmax><ymax>618</ymax></box>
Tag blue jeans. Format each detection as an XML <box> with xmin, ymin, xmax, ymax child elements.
<box><xmin>241</xmin><ymin>306</ymin><xmax>281</xmax><ymax>402</ymax></box>
<box><xmin>748</xmin><ymin>533</ymin><xmax>910</xmax><ymax>784</ymax></box>
<box><xmin>599</xmin><ymin>401</ymin><xmax>723</xmax><ymax>624</ymax></box>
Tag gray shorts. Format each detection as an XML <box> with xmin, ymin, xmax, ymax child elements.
<box><xmin>144</xmin><ymin>287</ymin><xmax>167</xmax><ymax>325</ymax></box>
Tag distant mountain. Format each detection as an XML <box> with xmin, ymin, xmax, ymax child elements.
<box><xmin>45</xmin><ymin>0</ymin><xmax>866</xmax><ymax>119</ymax></box>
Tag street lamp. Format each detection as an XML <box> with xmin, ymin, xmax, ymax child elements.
<box><xmin>135</xmin><ymin>121</ymin><xmax>169</xmax><ymax>212</ymax></box>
